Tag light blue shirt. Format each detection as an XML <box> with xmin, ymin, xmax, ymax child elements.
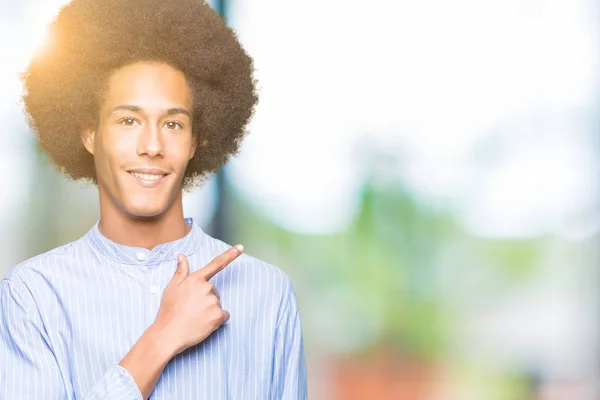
<box><xmin>0</xmin><ymin>218</ymin><xmax>307</xmax><ymax>399</ymax></box>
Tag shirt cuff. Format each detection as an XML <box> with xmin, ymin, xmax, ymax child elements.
<box><xmin>83</xmin><ymin>364</ymin><xmax>144</xmax><ymax>400</ymax></box>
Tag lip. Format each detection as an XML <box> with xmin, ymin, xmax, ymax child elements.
<box><xmin>127</xmin><ymin>167</ymin><xmax>170</xmax><ymax>175</ymax></box>
<box><xmin>127</xmin><ymin>168</ymin><xmax>170</xmax><ymax>188</ymax></box>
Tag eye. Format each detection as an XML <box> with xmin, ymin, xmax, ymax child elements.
<box><xmin>119</xmin><ymin>117</ymin><xmax>139</xmax><ymax>126</ymax></box>
<box><xmin>164</xmin><ymin>121</ymin><xmax>183</xmax><ymax>130</ymax></box>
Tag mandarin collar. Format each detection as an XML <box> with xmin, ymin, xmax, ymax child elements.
<box><xmin>86</xmin><ymin>217</ymin><xmax>206</xmax><ymax>266</ymax></box>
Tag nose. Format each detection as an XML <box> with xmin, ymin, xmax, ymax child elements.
<box><xmin>137</xmin><ymin>124</ymin><xmax>164</xmax><ymax>158</ymax></box>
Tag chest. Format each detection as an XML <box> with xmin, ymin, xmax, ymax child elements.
<box><xmin>42</xmin><ymin>263</ymin><xmax>278</xmax><ymax>399</ymax></box>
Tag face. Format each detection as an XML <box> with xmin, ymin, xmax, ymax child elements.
<box><xmin>82</xmin><ymin>62</ymin><xmax>196</xmax><ymax>219</ymax></box>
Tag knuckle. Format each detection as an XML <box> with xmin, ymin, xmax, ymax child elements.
<box><xmin>211</xmin><ymin>254</ymin><xmax>225</xmax><ymax>266</ymax></box>
<box><xmin>214</xmin><ymin>260</ymin><xmax>226</xmax><ymax>271</ymax></box>
<box><xmin>201</xmin><ymin>264</ymin><xmax>217</xmax><ymax>278</ymax></box>
<box><xmin>211</xmin><ymin>310</ymin><xmax>225</xmax><ymax>325</ymax></box>
<box><xmin>208</xmin><ymin>295</ymin><xmax>220</xmax><ymax>307</ymax></box>
<box><xmin>191</xmin><ymin>272</ymin><xmax>207</xmax><ymax>284</ymax></box>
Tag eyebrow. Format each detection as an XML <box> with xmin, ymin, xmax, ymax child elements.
<box><xmin>111</xmin><ymin>105</ymin><xmax>192</xmax><ymax>119</ymax></box>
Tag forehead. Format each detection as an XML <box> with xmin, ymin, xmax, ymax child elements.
<box><xmin>102</xmin><ymin>62</ymin><xmax>193</xmax><ymax>112</ymax></box>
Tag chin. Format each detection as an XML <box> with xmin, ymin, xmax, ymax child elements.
<box><xmin>123</xmin><ymin>203</ymin><xmax>170</xmax><ymax>220</ymax></box>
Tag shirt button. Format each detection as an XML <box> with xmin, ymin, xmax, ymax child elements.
<box><xmin>137</xmin><ymin>252</ymin><xmax>147</xmax><ymax>261</ymax></box>
<box><xmin>149</xmin><ymin>285</ymin><xmax>158</xmax><ymax>294</ymax></box>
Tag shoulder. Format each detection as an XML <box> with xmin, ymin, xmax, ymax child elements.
<box><xmin>199</xmin><ymin>234</ymin><xmax>296</xmax><ymax>306</ymax></box>
<box><xmin>2</xmin><ymin>237</ymin><xmax>84</xmax><ymax>294</ymax></box>
<box><xmin>200</xmin><ymin>234</ymin><xmax>293</xmax><ymax>287</ymax></box>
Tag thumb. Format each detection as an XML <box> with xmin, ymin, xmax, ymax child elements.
<box><xmin>171</xmin><ymin>254</ymin><xmax>190</xmax><ymax>284</ymax></box>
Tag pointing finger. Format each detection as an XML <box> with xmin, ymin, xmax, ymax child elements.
<box><xmin>195</xmin><ymin>245</ymin><xmax>244</xmax><ymax>281</ymax></box>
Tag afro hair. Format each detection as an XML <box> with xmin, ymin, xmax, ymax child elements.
<box><xmin>21</xmin><ymin>0</ymin><xmax>258</xmax><ymax>189</ymax></box>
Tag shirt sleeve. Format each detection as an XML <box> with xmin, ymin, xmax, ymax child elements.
<box><xmin>0</xmin><ymin>278</ymin><xmax>143</xmax><ymax>400</ymax></box>
<box><xmin>82</xmin><ymin>364</ymin><xmax>143</xmax><ymax>400</ymax></box>
<box><xmin>272</xmin><ymin>278</ymin><xmax>308</xmax><ymax>399</ymax></box>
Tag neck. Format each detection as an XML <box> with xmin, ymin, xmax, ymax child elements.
<box><xmin>97</xmin><ymin>192</ymin><xmax>190</xmax><ymax>251</ymax></box>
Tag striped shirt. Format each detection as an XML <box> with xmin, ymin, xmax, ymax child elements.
<box><xmin>0</xmin><ymin>218</ymin><xmax>307</xmax><ymax>399</ymax></box>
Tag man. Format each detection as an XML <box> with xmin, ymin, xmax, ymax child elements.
<box><xmin>0</xmin><ymin>0</ymin><xmax>307</xmax><ymax>399</ymax></box>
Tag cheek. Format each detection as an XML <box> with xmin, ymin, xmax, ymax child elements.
<box><xmin>170</xmin><ymin>136</ymin><xmax>195</xmax><ymax>165</ymax></box>
<box><xmin>98</xmin><ymin>131</ymin><xmax>136</xmax><ymax>167</ymax></box>
<box><xmin>92</xmin><ymin>141</ymin><xmax>125</xmax><ymax>190</ymax></box>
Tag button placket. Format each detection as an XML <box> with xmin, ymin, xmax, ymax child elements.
<box><xmin>143</xmin><ymin>265</ymin><xmax>160</xmax><ymax>327</ymax></box>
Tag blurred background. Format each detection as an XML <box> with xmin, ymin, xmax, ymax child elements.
<box><xmin>0</xmin><ymin>0</ymin><xmax>599</xmax><ymax>398</ymax></box>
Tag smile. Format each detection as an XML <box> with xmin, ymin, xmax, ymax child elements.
<box><xmin>127</xmin><ymin>170</ymin><xmax>169</xmax><ymax>188</ymax></box>
<box><xmin>130</xmin><ymin>172</ymin><xmax>165</xmax><ymax>181</ymax></box>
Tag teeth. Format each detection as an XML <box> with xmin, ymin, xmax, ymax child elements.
<box><xmin>130</xmin><ymin>172</ymin><xmax>164</xmax><ymax>181</ymax></box>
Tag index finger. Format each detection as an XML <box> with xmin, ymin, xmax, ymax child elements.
<box><xmin>195</xmin><ymin>244</ymin><xmax>244</xmax><ymax>281</ymax></box>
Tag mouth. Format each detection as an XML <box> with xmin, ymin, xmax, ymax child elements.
<box><xmin>127</xmin><ymin>169</ymin><xmax>170</xmax><ymax>188</ymax></box>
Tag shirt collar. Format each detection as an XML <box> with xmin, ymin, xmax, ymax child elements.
<box><xmin>86</xmin><ymin>217</ymin><xmax>206</xmax><ymax>266</ymax></box>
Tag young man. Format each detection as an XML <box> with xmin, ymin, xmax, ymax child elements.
<box><xmin>0</xmin><ymin>0</ymin><xmax>307</xmax><ymax>399</ymax></box>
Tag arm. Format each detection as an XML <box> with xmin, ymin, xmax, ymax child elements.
<box><xmin>1</xmin><ymin>246</ymin><xmax>241</xmax><ymax>400</ymax></box>
<box><xmin>272</xmin><ymin>279</ymin><xmax>308</xmax><ymax>399</ymax></box>
<box><xmin>0</xmin><ymin>278</ymin><xmax>143</xmax><ymax>400</ymax></box>
<box><xmin>116</xmin><ymin>324</ymin><xmax>174</xmax><ymax>399</ymax></box>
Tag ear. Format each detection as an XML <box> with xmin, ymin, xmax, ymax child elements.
<box><xmin>81</xmin><ymin>126</ymin><xmax>96</xmax><ymax>155</ymax></box>
<box><xmin>189</xmin><ymin>133</ymin><xmax>199</xmax><ymax>160</ymax></box>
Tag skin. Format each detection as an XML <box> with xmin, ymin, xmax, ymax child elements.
<box><xmin>81</xmin><ymin>61</ymin><xmax>244</xmax><ymax>399</ymax></box>
<box><xmin>82</xmin><ymin>61</ymin><xmax>196</xmax><ymax>249</ymax></box>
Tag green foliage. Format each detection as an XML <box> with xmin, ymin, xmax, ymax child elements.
<box><xmin>229</xmin><ymin>180</ymin><xmax>545</xmax><ymax>359</ymax></box>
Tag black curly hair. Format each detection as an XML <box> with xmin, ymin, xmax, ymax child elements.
<box><xmin>21</xmin><ymin>0</ymin><xmax>258</xmax><ymax>189</ymax></box>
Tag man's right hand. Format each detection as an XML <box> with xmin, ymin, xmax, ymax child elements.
<box><xmin>152</xmin><ymin>244</ymin><xmax>244</xmax><ymax>356</ymax></box>
<box><xmin>118</xmin><ymin>244</ymin><xmax>244</xmax><ymax>399</ymax></box>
